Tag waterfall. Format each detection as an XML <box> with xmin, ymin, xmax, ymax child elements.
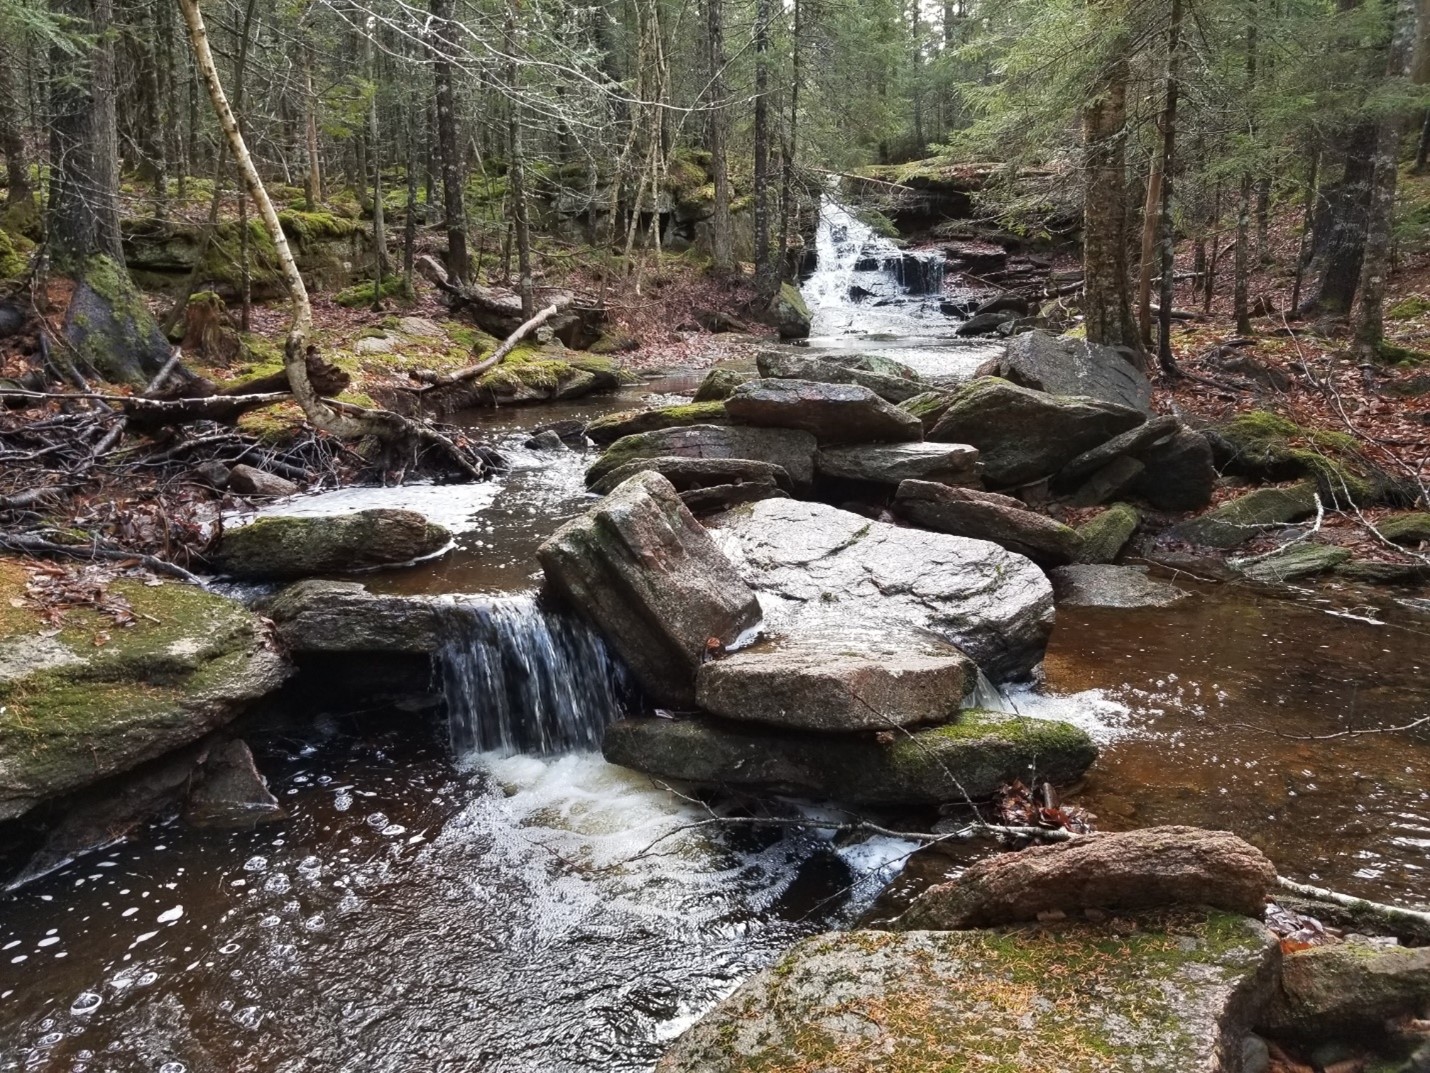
<box><xmin>965</xmin><ymin>666</ymin><xmax>1018</xmax><ymax>714</ymax></box>
<box><xmin>802</xmin><ymin>190</ymin><xmax>947</xmax><ymax>327</ymax></box>
<box><xmin>435</xmin><ymin>595</ymin><xmax>632</xmax><ymax>757</ymax></box>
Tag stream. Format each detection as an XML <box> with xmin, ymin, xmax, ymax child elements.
<box><xmin>2</xmin><ymin>200</ymin><xmax>1429</xmax><ymax>1071</ymax></box>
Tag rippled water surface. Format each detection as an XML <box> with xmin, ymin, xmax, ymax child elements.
<box><xmin>0</xmin><ymin>721</ymin><xmax>909</xmax><ymax>1072</ymax></box>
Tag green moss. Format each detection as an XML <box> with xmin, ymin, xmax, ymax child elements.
<box><xmin>853</xmin><ymin>206</ymin><xmax>901</xmax><ymax>239</ymax></box>
<box><xmin>586</xmin><ymin>401</ymin><xmax>729</xmax><ymax>445</ymax></box>
<box><xmin>442</xmin><ymin>322</ymin><xmax>498</xmax><ymax>353</ymax></box>
<box><xmin>1075</xmin><ymin>502</ymin><xmax>1140</xmax><ymax>563</ymax></box>
<box><xmin>334</xmin><ymin>277</ymin><xmax>410</xmax><ymax>307</ymax></box>
<box><xmin>237</xmin><ymin>401</ymin><xmax>306</xmax><ymax>444</ymax></box>
<box><xmin>1216</xmin><ymin>409</ymin><xmax>1388</xmax><ymax>507</ymax></box>
<box><xmin>0</xmin><ymin>226</ymin><xmax>34</xmax><ymax>280</ymax></box>
<box><xmin>277</xmin><ymin>209</ymin><xmax>361</xmax><ymax>244</ymax></box>
<box><xmin>1374</xmin><ymin>340</ymin><xmax>1430</xmax><ymax>366</ymax></box>
<box><xmin>1388</xmin><ymin>294</ymin><xmax>1430</xmax><ymax>320</ymax></box>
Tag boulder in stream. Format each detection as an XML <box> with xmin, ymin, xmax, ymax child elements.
<box><xmin>895</xmin><ymin>480</ymin><xmax>1082</xmax><ymax>567</ymax></box>
<box><xmin>587</xmin><ymin>456</ymin><xmax>792</xmax><ymax>497</ymax></box>
<box><xmin>586</xmin><ymin>424</ymin><xmax>818</xmax><ymax>490</ymax></box>
<box><xmin>725</xmin><ymin>379</ymin><xmax>925</xmax><ymax>444</ymax></box>
<box><xmin>603</xmin><ymin>708</ymin><xmax>1095</xmax><ymax>805</ymax></box>
<box><xmin>695</xmin><ymin>639</ymin><xmax>974</xmax><ymax>732</ymax></box>
<box><xmin>1234</xmin><ymin>542</ymin><xmax>1350</xmax><ymax>584</ymax></box>
<box><xmin>712</xmin><ymin>498</ymin><xmax>1054</xmax><ymax>682</ymax></box>
<box><xmin>1262</xmin><ymin>939</ymin><xmax>1430</xmax><ymax>1037</ymax></box>
<box><xmin>183</xmin><ymin>738</ymin><xmax>284</xmax><ymax>828</ymax></box>
<box><xmin>898</xmin><ymin>826</ymin><xmax>1276</xmax><ymax>929</ymax></box>
<box><xmin>657</xmin><ymin>909</ymin><xmax>1278</xmax><ymax>1073</ymax></box>
<box><xmin>927</xmin><ymin>377</ymin><xmax>1146</xmax><ymax>487</ymax></box>
<box><xmin>977</xmin><ymin>329</ymin><xmax>1153</xmax><ymax>413</ymax></box>
<box><xmin>267</xmin><ymin>579</ymin><xmax>445</xmax><ymax>653</ymax></box>
<box><xmin>767</xmin><ymin>281</ymin><xmax>812</xmax><ymax>339</ymax></box>
<box><xmin>815</xmin><ymin>442</ymin><xmax>981</xmax><ymax>487</ymax></box>
<box><xmin>0</xmin><ymin>563</ymin><xmax>289</xmax><ymax>820</ymax></box>
<box><xmin>755</xmin><ymin>349</ymin><xmax>925</xmax><ymax>403</ymax></box>
<box><xmin>1050</xmin><ymin>564</ymin><xmax>1186</xmax><ymax>609</ymax></box>
<box><xmin>538</xmin><ymin>471</ymin><xmax>762</xmax><ymax>707</ymax></box>
<box><xmin>691</xmin><ymin>367</ymin><xmax>754</xmax><ymax>402</ymax></box>
<box><xmin>214</xmin><ymin>508</ymin><xmax>452</xmax><ymax>580</ymax></box>
<box><xmin>584</xmin><ymin>401</ymin><xmax>730</xmax><ymax>446</ymax></box>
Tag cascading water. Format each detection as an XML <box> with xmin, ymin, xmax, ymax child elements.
<box><xmin>798</xmin><ymin>189</ymin><xmax>997</xmax><ymax>382</ymax></box>
<box><xmin>436</xmin><ymin>594</ymin><xmax>633</xmax><ymax>756</ymax></box>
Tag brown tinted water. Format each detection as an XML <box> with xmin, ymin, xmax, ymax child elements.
<box><xmin>4</xmin><ymin>362</ymin><xmax>1430</xmax><ymax>1070</ymax></box>
<box><xmin>1045</xmin><ymin>579</ymin><xmax>1430</xmax><ymax>906</ymax></box>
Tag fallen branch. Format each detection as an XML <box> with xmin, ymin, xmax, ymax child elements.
<box><xmin>413</xmin><ymin>302</ymin><xmax>564</xmax><ymax>395</ymax></box>
<box><xmin>1275</xmin><ymin>876</ymin><xmax>1430</xmax><ymax>931</ymax></box>
<box><xmin>1227</xmin><ymin>714</ymin><xmax>1430</xmax><ymax>740</ymax></box>
<box><xmin>0</xmin><ymin>532</ymin><xmax>206</xmax><ymax>586</ymax></box>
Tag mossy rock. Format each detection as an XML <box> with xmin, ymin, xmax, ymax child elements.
<box><xmin>0</xmin><ymin>560</ymin><xmax>289</xmax><ymax>819</ymax></box>
<box><xmin>1173</xmin><ymin>482</ymin><xmax>1319</xmax><ymax>549</ymax></box>
<box><xmin>585</xmin><ymin>401</ymin><xmax>730</xmax><ymax>446</ymax></box>
<box><xmin>472</xmin><ymin>349</ymin><xmax>628</xmax><ymax>404</ymax></box>
<box><xmin>1074</xmin><ymin>502</ymin><xmax>1140</xmax><ymax>563</ymax></box>
<box><xmin>898</xmin><ymin>389</ymin><xmax>956</xmax><ymax>431</ymax></box>
<box><xmin>602</xmin><ymin>708</ymin><xmax>1096</xmax><ymax>807</ymax></box>
<box><xmin>334</xmin><ymin>276</ymin><xmax>411</xmax><ymax>308</ymax></box>
<box><xmin>1388</xmin><ymin>294</ymin><xmax>1430</xmax><ymax>320</ymax></box>
<box><xmin>0</xmin><ymin>225</ymin><xmax>34</xmax><ymax>281</ymax></box>
<box><xmin>62</xmin><ymin>255</ymin><xmax>172</xmax><ymax>386</ymax></box>
<box><xmin>657</xmin><ymin>909</ymin><xmax>1278</xmax><ymax>1073</ymax></box>
<box><xmin>213</xmin><ymin>509</ymin><xmax>452</xmax><ymax>581</ymax></box>
<box><xmin>1377</xmin><ymin>511</ymin><xmax>1430</xmax><ymax>544</ymax></box>
<box><xmin>767</xmin><ymin>281</ymin><xmax>811</xmax><ymax>340</ymax></box>
<box><xmin>692</xmin><ymin>368</ymin><xmax>755</xmax><ymax>402</ymax></box>
<box><xmin>1213</xmin><ymin>410</ymin><xmax>1396</xmax><ymax>506</ymax></box>
<box><xmin>1234</xmin><ymin>542</ymin><xmax>1351</xmax><ymax>584</ymax></box>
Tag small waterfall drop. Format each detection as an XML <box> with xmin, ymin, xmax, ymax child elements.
<box><xmin>436</xmin><ymin>595</ymin><xmax>632</xmax><ymax>757</ymax></box>
<box><xmin>965</xmin><ymin>666</ymin><xmax>1019</xmax><ymax>714</ymax></box>
<box><xmin>803</xmin><ymin>191</ymin><xmax>945</xmax><ymax>315</ymax></box>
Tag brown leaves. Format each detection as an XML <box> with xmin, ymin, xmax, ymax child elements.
<box><xmin>22</xmin><ymin>563</ymin><xmax>139</xmax><ymax>637</ymax></box>
<box><xmin>1265</xmin><ymin>901</ymin><xmax>1335</xmax><ymax>952</ymax></box>
<box><xmin>994</xmin><ymin>779</ymin><xmax>1097</xmax><ymax>834</ymax></box>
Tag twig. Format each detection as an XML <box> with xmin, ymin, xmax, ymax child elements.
<box><xmin>412</xmin><ymin>302</ymin><xmax>564</xmax><ymax>394</ymax></box>
<box><xmin>1275</xmin><ymin>876</ymin><xmax>1430</xmax><ymax>929</ymax></box>
<box><xmin>0</xmin><ymin>532</ymin><xmax>206</xmax><ymax>586</ymax></box>
<box><xmin>1227</xmin><ymin>715</ymin><xmax>1430</xmax><ymax>740</ymax></box>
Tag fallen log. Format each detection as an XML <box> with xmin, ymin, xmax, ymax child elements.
<box><xmin>413</xmin><ymin>303</ymin><xmax>563</xmax><ymax>395</ymax></box>
<box><xmin>416</xmin><ymin>253</ymin><xmax>575</xmax><ymax>338</ymax></box>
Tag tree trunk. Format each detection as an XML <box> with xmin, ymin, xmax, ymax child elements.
<box><xmin>705</xmin><ymin>0</ymin><xmax>733</xmax><ymax>273</ymax></box>
<box><xmin>753</xmin><ymin>0</ymin><xmax>774</xmax><ymax>296</ymax></box>
<box><xmin>367</xmin><ymin>32</ymin><xmax>387</xmax><ymax>310</ymax></box>
<box><xmin>430</xmin><ymin>0</ymin><xmax>469</xmax><ymax>283</ymax></box>
<box><xmin>507</xmin><ymin>0</ymin><xmax>534</xmax><ymax>318</ymax></box>
<box><xmin>1136</xmin><ymin>155</ymin><xmax>1164</xmax><ymax>349</ymax></box>
<box><xmin>1081</xmin><ymin>50</ymin><xmax>1138</xmax><ymax>350</ymax></box>
<box><xmin>1353</xmin><ymin>0</ymin><xmax>1419</xmax><ymax>357</ymax></box>
<box><xmin>0</xmin><ymin>42</ymin><xmax>31</xmax><ymax>206</ymax></box>
<box><xmin>302</xmin><ymin>38</ymin><xmax>321</xmax><ymax>211</ymax></box>
<box><xmin>48</xmin><ymin>0</ymin><xmax>123</xmax><ymax>268</ymax></box>
<box><xmin>1156</xmin><ymin>0</ymin><xmax>1183</xmax><ymax>376</ymax></box>
<box><xmin>177</xmin><ymin>0</ymin><xmax>375</xmax><ymax>441</ymax></box>
<box><xmin>1290</xmin><ymin>145</ymin><xmax>1319</xmax><ymax>314</ymax></box>
<box><xmin>1233</xmin><ymin>7</ymin><xmax>1257</xmax><ymax>335</ymax></box>
<box><xmin>778</xmin><ymin>0</ymin><xmax>801</xmax><ymax>277</ymax></box>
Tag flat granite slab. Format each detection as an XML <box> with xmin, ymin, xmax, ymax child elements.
<box><xmin>658</xmin><ymin>909</ymin><xmax>1279</xmax><ymax>1073</ymax></box>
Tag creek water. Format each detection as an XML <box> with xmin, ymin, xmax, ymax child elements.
<box><xmin>3</xmin><ymin>202</ymin><xmax>1430</xmax><ymax>1070</ymax></box>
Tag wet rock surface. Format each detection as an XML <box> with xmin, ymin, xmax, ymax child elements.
<box><xmin>814</xmin><ymin>441</ymin><xmax>981</xmax><ymax>486</ymax></box>
<box><xmin>585</xmin><ymin>424</ymin><xmax>819</xmax><ymax>489</ymax></box>
<box><xmin>602</xmin><ymin>709</ymin><xmax>1096</xmax><ymax>805</ymax></box>
<box><xmin>1051</xmin><ymin>564</ymin><xmax>1187</xmax><ymax>608</ymax></box>
<box><xmin>587</xmin><ymin>455</ymin><xmax>792</xmax><ymax>497</ymax></box>
<box><xmin>266</xmin><ymin>580</ymin><xmax>446</xmax><ymax>653</ymax></box>
<box><xmin>928</xmin><ymin>377</ymin><xmax>1146</xmax><ymax>487</ymax></box>
<box><xmin>755</xmin><ymin>349</ymin><xmax>925</xmax><ymax>403</ymax></box>
<box><xmin>712</xmin><ymin>498</ymin><xmax>1055</xmax><ymax>681</ymax></box>
<box><xmin>979</xmin><ymin>329</ymin><xmax>1154</xmax><ymax>412</ymax></box>
<box><xmin>214</xmin><ymin>508</ymin><xmax>452</xmax><ymax>580</ymax></box>
<box><xmin>658</xmin><ymin>910</ymin><xmax>1278</xmax><ymax>1073</ymax></box>
<box><xmin>1074</xmin><ymin>502</ymin><xmax>1141</xmax><ymax>563</ymax></box>
<box><xmin>694</xmin><ymin>641</ymin><xmax>974</xmax><ymax>732</ymax></box>
<box><xmin>538</xmin><ymin>472</ymin><xmax>762</xmax><ymax>707</ymax></box>
<box><xmin>0</xmin><ymin>569</ymin><xmax>289</xmax><ymax>820</ymax></box>
<box><xmin>725</xmin><ymin>378</ymin><xmax>925</xmax><ymax>444</ymax></box>
<box><xmin>895</xmin><ymin>480</ymin><xmax>1082</xmax><ymax>566</ymax></box>
<box><xmin>584</xmin><ymin>401</ymin><xmax>730</xmax><ymax>445</ymax></box>
<box><xmin>899</xmin><ymin>827</ymin><xmax>1276</xmax><ymax>929</ymax></box>
<box><xmin>183</xmin><ymin>738</ymin><xmax>284</xmax><ymax>828</ymax></box>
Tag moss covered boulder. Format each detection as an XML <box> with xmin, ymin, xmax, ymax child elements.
<box><xmin>1213</xmin><ymin>410</ymin><xmax>1397</xmax><ymax>506</ymax></box>
<box><xmin>1234</xmin><ymin>542</ymin><xmax>1350</xmax><ymax>584</ymax></box>
<box><xmin>214</xmin><ymin>509</ymin><xmax>452</xmax><ymax>580</ymax></box>
<box><xmin>602</xmin><ymin>709</ymin><xmax>1095</xmax><ymax>806</ymax></box>
<box><xmin>657</xmin><ymin>910</ymin><xmax>1278</xmax><ymax>1073</ymax></box>
<box><xmin>62</xmin><ymin>255</ymin><xmax>172</xmax><ymax>386</ymax></box>
<box><xmin>1379</xmin><ymin>512</ymin><xmax>1430</xmax><ymax>545</ymax></box>
<box><xmin>691</xmin><ymin>368</ymin><xmax>755</xmax><ymax>402</ymax></box>
<box><xmin>586</xmin><ymin>424</ymin><xmax>819</xmax><ymax>489</ymax></box>
<box><xmin>585</xmin><ymin>401</ymin><xmax>730</xmax><ymax>446</ymax></box>
<box><xmin>1074</xmin><ymin>502</ymin><xmax>1140</xmax><ymax>563</ymax></box>
<box><xmin>1263</xmin><ymin>939</ymin><xmax>1430</xmax><ymax>1037</ymax></box>
<box><xmin>474</xmin><ymin>350</ymin><xmax>630</xmax><ymax>405</ymax></box>
<box><xmin>1174</xmin><ymin>483</ymin><xmax>1319</xmax><ymax>549</ymax></box>
<box><xmin>766</xmin><ymin>281</ymin><xmax>811</xmax><ymax>340</ymax></box>
<box><xmin>0</xmin><ymin>562</ymin><xmax>290</xmax><ymax>820</ymax></box>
